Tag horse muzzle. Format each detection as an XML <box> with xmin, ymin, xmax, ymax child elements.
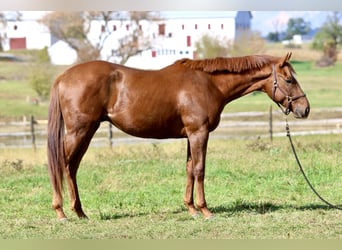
<box><xmin>292</xmin><ymin>105</ymin><xmax>310</xmax><ymax>119</ymax></box>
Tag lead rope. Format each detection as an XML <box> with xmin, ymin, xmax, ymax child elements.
<box><xmin>285</xmin><ymin>118</ymin><xmax>342</xmax><ymax>210</ymax></box>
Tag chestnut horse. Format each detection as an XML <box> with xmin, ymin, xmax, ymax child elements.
<box><xmin>47</xmin><ymin>52</ymin><xmax>310</xmax><ymax>220</ymax></box>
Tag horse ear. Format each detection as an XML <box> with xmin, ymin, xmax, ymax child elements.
<box><xmin>280</xmin><ymin>52</ymin><xmax>292</xmax><ymax>67</ymax></box>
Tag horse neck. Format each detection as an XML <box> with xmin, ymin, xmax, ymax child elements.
<box><xmin>211</xmin><ymin>69</ymin><xmax>270</xmax><ymax>104</ymax></box>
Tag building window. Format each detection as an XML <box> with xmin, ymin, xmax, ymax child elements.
<box><xmin>186</xmin><ymin>36</ymin><xmax>191</xmax><ymax>47</ymax></box>
<box><xmin>158</xmin><ymin>24</ymin><xmax>165</xmax><ymax>36</ymax></box>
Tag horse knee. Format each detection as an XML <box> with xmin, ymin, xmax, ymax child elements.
<box><xmin>193</xmin><ymin>166</ymin><xmax>204</xmax><ymax>179</ymax></box>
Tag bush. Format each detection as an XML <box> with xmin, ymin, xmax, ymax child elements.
<box><xmin>28</xmin><ymin>65</ymin><xmax>53</xmax><ymax>101</ymax></box>
<box><xmin>28</xmin><ymin>47</ymin><xmax>53</xmax><ymax>101</ymax></box>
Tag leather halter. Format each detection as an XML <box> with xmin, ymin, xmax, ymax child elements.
<box><xmin>271</xmin><ymin>64</ymin><xmax>306</xmax><ymax>115</ymax></box>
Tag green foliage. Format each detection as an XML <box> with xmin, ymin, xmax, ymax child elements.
<box><xmin>313</xmin><ymin>12</ymin><xmax>342</xmax><ymax>48</ymax></box>
<box><xmin>267</xmin><ymin>31</ymin><xmax>280</xmax><ymax>42</ymax></box>
<box><xmin>230</xmin><ymin>31</ymin><xmax>266</xmax><ymax>56</ymax></box>
<box><xmin>28</xmin><ymin>47</ymin><xmax>53</xmax><ymax>101</ymax></box>
<box><xmin>312</xmin><ymin>12</ymin><xmax>342</xmax><ymax>66</ymax></box>
<box><xmin>194</xmin><ymin>33</ymin><xmax>231</xmax><ymax>59</ymax></box>
<box><xmin>195</xmin><ymin>31</ymin><xmax>265</xmax><ymax>59</ymax></box>
<box><xmin>285</xmin><ymin>18</ymin><xmax>311</xmax><ymax>40</ymax></box>
<box><xmin>28</xmin><ymin>65</ymin><xmax>53</xmax><ymax>101</ymax></box>
<box><xmin>36</xmin><ymin>46</ymin><xmax>51</xmax><ymax>63</ymax></box>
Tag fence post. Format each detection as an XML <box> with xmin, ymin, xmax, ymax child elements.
<box><xmin>108</xmin><ymin>122</ymin><xmax>113</xmax><ymax>148</ymax></box>
<box><xmin>30</xmin><ymin>115</ymin><xmax>37</xmax><ymax>151</ymax></box>
<box><xmin>269</xmin><ymin>105</ymin><xmax>273</xmax><ymax>142</ymax></box>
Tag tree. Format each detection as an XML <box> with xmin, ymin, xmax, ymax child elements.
<box><xmin>267</xmin><ymin>31</ymin><xmax>280</xmax><ymax>42</ymax></box>
<box><xmin>108</xmin><ymin>11</ymin><xmax>160</xmax><ymax>64</ymax></box>
<box><xmin>312</xmin><ymin>12</ymin><xmax>342</xmax><ymax>67</ymax></box>
<box><xmin>267</xmin><ymin>19</ymin><xmax>284</xmax><ymax>42</ymax></box>
<box><xmin>195</xmin><ymin>31</ymin><xmax>265</xmax><ymax>59</ymax></box>
<box><xmin>0</xmin><ymin>12</ymin><xmax>6</xmax><ymax>51</ymax></box>
<box><xmin>285</xmin><ymin>17</ymin><xmax>311</xmax><ymax>40</ymax></box>
<box><xmin>194</xmin><ymin>34</ymin><xmax>231</xmax><ymax>59</ymax></box>
<box><xmin>40</xmin><ymin>11</ymin><xmax>158</xmax><ymax>63</ymax></box>
<box><xmin>28</xmin><ymin>47</ymin><xmax>53</xmax><ymax>101</ymax></box>
<box><xmin>231</xmin><ymin>31</ymin><xmax>265</xmax><ymax>56</ymax></box>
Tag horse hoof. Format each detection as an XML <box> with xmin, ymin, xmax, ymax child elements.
<box><xmin>204</xmin><ymin>214</ymin><xmax>215</xmax><ymax>221</ymax></box>
<box><xmin>191</xmin><ymin>212</ymin><xmax>200</xmax><ymax>219</ymax></box>
<box><xmin>59</xmin><ymin>217</ymin><xmax>68</xmax><ymax>223</ymax></box>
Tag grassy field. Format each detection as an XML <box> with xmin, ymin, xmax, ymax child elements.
<box><xmin>0</xmin><ymin>58</ymin><xmax>66</xmax><ymax>120</ymax></box>
<box><xmin>0</xmin><ymin>135</ymin><xmax>341</xmax><ymax>239</ymax></box>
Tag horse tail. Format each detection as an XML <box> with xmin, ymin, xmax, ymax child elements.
<box><xmin>47</xmin><ymin>76</ymin><xmax>65</xmax><ymax>201</ymax></box>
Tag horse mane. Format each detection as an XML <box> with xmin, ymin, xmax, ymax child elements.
<box><xmin>174</xmin><ymin>55</ymin><xmax>281</xmax><ymax>73</ymax></box>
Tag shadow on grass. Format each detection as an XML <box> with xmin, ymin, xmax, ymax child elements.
<box><xmin>211</xmin><ymin>200</ymin><xmax>337</xmax><ymax>216</ymax></box>
<box><xmin>98</xmin><ymin>201</ymin><xmax>337</xmax><ymax>220</ymax></box>
<box><xmin>99</xmin><ymin>206</ymin><xmax>188</xmax><ymax>221</ymax></box>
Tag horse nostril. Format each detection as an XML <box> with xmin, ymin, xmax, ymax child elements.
<box><xmin>305</xmin><ymin>107</ymin><xmax>310</xmax><ymax>116</ymax></box>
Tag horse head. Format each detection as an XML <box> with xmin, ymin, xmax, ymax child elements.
<box><xmin>266</xmin><ymin>52</ymin><xmax>310</xmax><ymax>119</ymax></box>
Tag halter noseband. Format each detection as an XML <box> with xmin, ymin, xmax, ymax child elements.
<box><xmin>271</xmin><ymin>64</ymin><xmax>306</xmax><ymax>115</ymax></box>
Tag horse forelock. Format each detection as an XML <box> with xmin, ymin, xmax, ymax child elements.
<box><xmin>174</xmin><ymin>55</ymin><xmax>281</xmax><ymax>73</ymax></box>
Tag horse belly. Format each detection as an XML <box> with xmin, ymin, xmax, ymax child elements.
<box><xmin>108</xmin><ymin>111</ymin><xmax>185</xmax><ymax>139</ymax></box>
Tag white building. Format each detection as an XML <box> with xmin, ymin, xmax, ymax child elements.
<box><xmin>2</xmin><ymin>11</ymin><xmax>51</xmax><ymax>51</ymax></box>
<box><xmin>2</xmin><ymin>11</ymin><xmax>252</xmax><ymax>67</ymax></box>
<box><xmin>126</xmin><ymin>11</ymin><xmax>239</xmax><ymax>69</ymax></box>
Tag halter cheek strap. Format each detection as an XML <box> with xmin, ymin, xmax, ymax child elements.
<box><xmin>271</xmin><ymin>64</ymin><xmax>306</xmax><ymax>115</ymax></box>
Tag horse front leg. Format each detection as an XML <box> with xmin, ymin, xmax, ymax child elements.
<box><xmin>184</xmin><ymin>139</ymin><xmax>199</xmax><ymax>217</ymax></box>
<box><xmin>186</xmin><ymin>128</ymin><xmax>213</xmax><ymax>219</ymax></box>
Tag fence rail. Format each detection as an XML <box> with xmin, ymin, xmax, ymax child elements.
<box><xmin>1</xmin><ymin>108</ymin><xmax>342</xmax><ymax>149</ymax></box>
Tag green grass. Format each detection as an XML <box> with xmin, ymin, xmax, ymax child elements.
<box><xmin>0</xmin><ymin>80</ymin><xmax>48</xmax><ymax>119</ymax></box>
<box><xmin>0</xmin><ymin>135</ymin><xmax>341</xmax><ymax>239</ymax></box>
<box><xmin>0</xmin><ymin>61</ymin><xmax>65</xmax><ymax>120</ymax></box>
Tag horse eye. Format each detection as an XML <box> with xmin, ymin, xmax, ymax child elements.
<box><xmin>285</xmin><ymin>78</ymin><xmax>292</xmax><ymax>84</ymax></box>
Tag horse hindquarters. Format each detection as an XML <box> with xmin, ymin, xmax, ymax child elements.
<box><xmin>48</xmin><ymin>80</ymin><xmax>100</xmax><ymax>219</ymax></box>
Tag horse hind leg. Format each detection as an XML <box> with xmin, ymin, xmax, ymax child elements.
<box><xmin>64</xmin><ymin>122</ymin><xmax>99</xmax><ymax>219</ymax></box>
<box><xmin>51</xmin><ymin>183</ymin><xmax>67</xmax><ymax>220</ymax></box>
